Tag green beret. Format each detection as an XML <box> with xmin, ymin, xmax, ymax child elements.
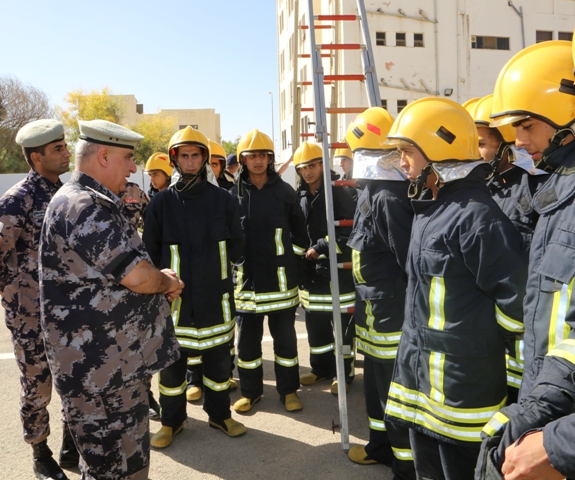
<box><xmin>79</xmin><ymin>120</ymin><xmax>144</xmax><ymax>150</ymax></box>
<box><xmin>15</xmin><ymin>119</ymin><xmax>65</xmax><ymax>148</ymax></box>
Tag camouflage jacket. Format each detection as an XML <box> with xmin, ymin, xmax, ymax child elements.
<box><xmin>39</xmin><ymin>171</ymin><xmax>180</xmax><ymax>397</ymax></box>
<box><xmin>0</xmin><ymin>169</ymin><xmax>61</xmax><ymax>315</ymax></box>
<box><xmin>119</xmin><ymin>181</ymin><xmax>149</xmax><ymax>230</ymax></box>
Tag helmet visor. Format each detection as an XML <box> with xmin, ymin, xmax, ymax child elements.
<box><xmin>352</xmin><ymin>148</ymin><xmax>406</xmax><ymax>181</ymax></box>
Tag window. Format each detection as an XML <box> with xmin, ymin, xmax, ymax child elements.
<box><xmin>559</xmin><ymin>31</ymin><xmax>573</xmax><ymax>41</ymax></box>
<box><xmin>536</xmin><ymin>30</ymin><xmax>553</xmax><ymax>43</ymax></box>
<box><xmin>280</xmin><ymin>51</ymin><xmax>285</xmax><ymax>81</ymax></box>
<box><xmin>397</xmin><ymin>100</ymin><xmax>407</xmax><ymax>113</ymax></box>
<box><xmin>179</xmin><ymin>125</ymin><xmax>198</xmax><ymax>130</ymax></box>
<box><xmin>282</xmin><ymin>130</ymin><xmax>287</xmax><ymax>150</ymax></box>
<box><xmin>376</xmin><ymin>32</ymin><xmax>386</xmax><ymax>46</ymax></box>
<box><xmin>471</xmin><ymin>36</ymin><xmax>509</xmax><ymax>50</ymax></box>
<box><xmin>280</xmin><ymin>11</ymin><xmax>284</xmax><ymax>33</ymax></box>
<box><xmin>396</xmin><ymin>32</ymin><xmax>406</xmax><ymax>47</ymax></box>
<box><xmin>381</xmin><ymin>99</ymin><xmax>387</xmax><ymax>109</ymax></box>
<box><xmin>414</xmin><ymin>33</ymin><xmax>424</xmax><ymax>47</ymax></box>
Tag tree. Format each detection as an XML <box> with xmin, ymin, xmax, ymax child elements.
<box><xmin>130</xmin><ymin>114</ymin><xmax>177</xmax><ymax>166</ymax></box>
<box><xmin>55</xmin><ymin>87</ymin><xmax>126</xmax><ymax>146</ymax></box>
<box><xmin>0</xmin><ymin>76</ymin><xmax>53</xmax><ymax>170</ymax></box>
<box><xmin>222</xmin><ymin>136</ymin><xmax>241</xmax><ymax>156</ymax></box>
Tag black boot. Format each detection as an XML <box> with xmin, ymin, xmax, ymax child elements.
<box><xmin>32</xmin><ymin>440</ymin><xmax>69</xmax><ymax>480</ymax></box>
<box><xmin>59</xmin><ymin>425</ymin><xmax>80</xmax><ymax>469</ymax></box>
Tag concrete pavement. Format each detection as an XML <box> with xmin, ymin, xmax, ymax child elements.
<box><xmin>0</xmin><ymin>308</ymin><xmax>394</xmax><ymax>479</ymax></box>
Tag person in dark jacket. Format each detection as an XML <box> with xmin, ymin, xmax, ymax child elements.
<box><xmin>383</xmin><ymin>98</ymin><xmax>527</xmax><ymax>480</ymax></box>
<box><xmin>466</xmin><ymin>94</ymin><xmax>548</xmax><ymax>406</ymax></box>
<box><xmin>474</xmin><ymin>40</ymin><xmax>575</xmax><ymax>480</ymax></box>
<box><xmin>294</xmin><ymin>142</ymin><xmax>357</xmax><ymax>395</ymax></box>
<box><xmin>208</xmin><ymin>139</ymin><xmax>235</xmax><ymax>190</ymax></box>
<box><xmin>343</xmin><ymin>107</ymin><xmax>416</xmax><ymax>480</ymax></box>
<box><xmin>231</xmin><ymin>129</ymin><xmax>308</xmax><ymax>414</ymax></box>
<box><xmin>144</xmin><ymin>126</ymin><xmax>247</xmax><ymax>448</ymax></box>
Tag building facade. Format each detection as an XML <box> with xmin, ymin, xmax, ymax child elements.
<box><xmin>118</xmin><ymin>94</ymin><xmax>222</xmax><ymax>142</ymax></box>
<box><xmin>276</xmin><ymin>0</ymin><xmax>575</xmax><ymax>162</ymax></box>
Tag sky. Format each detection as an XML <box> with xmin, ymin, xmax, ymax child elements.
<box><xmin>1</xmin><ymin>0</ymin><xmax>279</xmax><ymax>147</ymax></box>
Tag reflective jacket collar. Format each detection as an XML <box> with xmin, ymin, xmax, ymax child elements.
<box><xmin>532</xmin><ymin>141</ymin><xmax>575</xmax><ymax>215</ymax></box>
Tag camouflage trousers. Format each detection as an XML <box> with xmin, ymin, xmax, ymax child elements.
<box><xmin>4</xmin><ymin>309</ymin><xmax>58</xmax><ymax>444</ymax></box>
<box><xmin>61</xmin><ymin>380</ymin><xmax>150</xmax><ymax>480</ymax></box>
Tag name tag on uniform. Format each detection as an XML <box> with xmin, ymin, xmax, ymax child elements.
<box><xmin>124</xmin><ymin>198</ymin><xmax>139</xmax><ymax>204</ymax></box>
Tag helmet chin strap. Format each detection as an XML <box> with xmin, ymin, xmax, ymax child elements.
<box><xmin>537</xmin><ymin>126</ymin><xmax>575</xmax><ymax>171</ymax></box>
<box><xmin>173</xmin><ymin>162</ymin><xmax>207</xmax><ymax>193</ymax></box>
<box><xmin>487</xmin><ymin>142</ymin><xmax>511</xmax><ymax>180</ymax></box>
<box><xmin>408</xmin><ymin>163</ymin><xmax>432</xmax><ymax>199</ymax></box>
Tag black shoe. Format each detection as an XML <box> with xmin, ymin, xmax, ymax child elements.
<box><xmin>32</xmin><ymin>440</ymin><xmax>70</xmax><ymax>480</ymax></box>
<box><xmin>59</xmin><ymin>425</ymin><xmax>80</xmax><ymax>470</ymax></box>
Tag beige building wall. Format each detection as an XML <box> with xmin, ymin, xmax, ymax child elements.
<box><xmin>116</xmin><ymin>95</ymin><xmax>221</xmax><ymax>142</ymax></box>
<box><xmin>276</xmin><ymin>0</ymin><xmax>575</xmax><ymax>162</ymax></box>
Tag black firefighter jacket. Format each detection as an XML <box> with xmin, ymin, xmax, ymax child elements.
<box><xmin>385</xmin><ymin>164</ymin><xmax>528</xmax><ymax>447</ymax></box>
<box><xmin>347</xmin><ymin>179</ymin><xmax>413</xmax><ymax>363</ymax></box>
<box><xmin>231</xmin><ymin>171</ymin><xmax>308</xmax><ymax>315</ymax></box>
<box><xmin>143</xmin><ymin>178</ymin><xmax>243</xmax><ymax>352</ymax></box>
<box><xmin>520</xmin><ymin>141</ymin><xmax>575</xmax><ymax>397</ymax></box>
<box><xmin>298</xmin><ymin>171</ymin><xmax>357</xmax><ymax>313</ymax></box>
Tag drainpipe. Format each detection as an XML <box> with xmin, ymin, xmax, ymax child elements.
<box><xmin>508</xmin><ymin>1</ymin><xmax>525</xmax><ymax>49</ymax></box>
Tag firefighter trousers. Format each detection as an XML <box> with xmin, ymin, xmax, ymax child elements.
<box><xmin>236</xmin><ymin>308</ymin><xmax>300</xmax><ymax>399</ymax></box>
<box><xmin>304</xmin><ymin>310</ymin><xmax>355</xmax><ymax>382</ymax></box>
<box><xmin>158</xmin><ymin>345</ymin><xmax>231</xmax><ymax>427</ymax></box>
<box><xmin>187</xmin><ymin>336</ymin><xmax>236</xmax><ymax>388</ymax></box>
<box><xmin>363</xmin><ymin>356</ymin><xmax>416</xmax><ymax>479</ymax></box>
<box><xmin>409</xmin><ymin>429</ymin><xmax>481</xmax><ymax>480</ymax></box>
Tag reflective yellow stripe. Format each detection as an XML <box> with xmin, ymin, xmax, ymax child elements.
<box><xmin>547</xmin><ymin>339</ymin><xmax>575</xmax><ymax>365</ymax></box>
<box><xmin>234</xmin><ymin>265</ymin><xmax>244</xmax><ymax>294</ymax></box>
<box><xmin>275</xmin><ymin>354</ymin><xmax>298</xmax><ymax>367</ymax></box>
<box><xmin>482</xmin><ymin>411</ymin><xmax>509</xmax><ymax>437</ymax></box>
<box><xmin>388</xmin><ymin>382</ymin><xmax>504</xmax><ymax>423</ymax></box>
<box><xmin>159</xmin><ymin>378</ymin><xmax>187</xmax><ymax>397</ymax></box>
<box><xmin>392</xmin><ymin>447</ymin><xmax>414</xmax><ymax>461</ymax></box>
<box><xmin>177</xmin><ymin>329</ymin><xmax>235</xmax><ymax>350</ymax></box>
<box><xmin>218</xmin><ymin>240</ymin><xmax>228</xmax><ymax>280</ymax></box>
<box><xmin>238</xmin><ymin>357</ymin><xmax>263</xmax><ymax>369</ymax></box>
<box><xmin>278</xmin><ymin>267</ymin><xmax>287</xmax><ymax>292</ymax></box>
<box><xmin>495</xmin><ymin>306</ymin><xmax>523</xmax><ymax>333</ymax></box>
<box><xmin>310</xmin><ymin>343</ymin><xmax>335</xmax><ymax>354</ymax></box>
<box><xmin>549</xmin><ymin>279</ymin><xmax>574</xmax><ymax>351</ymax></box>
<box><xmin>175</xmin><ymin>318</ymin><xmax>234</xmax><ymax>339</ymax></box>
<box><xmin>293</xmin><ymin>243</ymin><xmax>306</xmax><ymax>256</ymax></box>
<box><xmin>275</xmin><ymin>228</ymin><xmax>284</xmax><ymax>255</ymax></box>
<box><xmin>355</xmin><ymin>325</ymin><xmax>402</xmax><ymax>347</ymax></box>
<box><xmin>222</xmin><ymin>293</ymin><xmax>232</xmax><ymax>323</ymax></box>
<box><xmin>352</xmin><ymin>249</ymin><xmax>366</xmax><ymax>284</ymax></box>
<box><xmin>203</xmin><ymin>376</ymin><xmax>230</xmax><ymax>392</ymax></box>
<box><xmin>428</xmin><ymin>276</ymin><xmax>445</xmax><ymax>330</ymax></box>
<box><xmin>386</xmin><ymin>399</ymin><xmax>484</xmax><ymax>443</ymax></box>
<box><xmin>300</xmin><ymin>290</ymin><xmax>355</xmax><ymax>311</ymax></box>
<box><xmin>365</xmin><ymin>299</ymin><xmax>374</xmax><ymax>329</ymax></box>
<box><xmin>170</xmin><ymin>244</ymin><xmax>182</xmax><ymax>324</ymax></box>
<box><xmin>187</xmin><ymin>356</ymin><xmax>202</xmax><ymax>366</ymax></box>
<box><xmin>357</xmin><ymin>339</ymin><xmax>398</xmax><ymax>359</ymax></box>
<box><xmin>325</xmin><ymin>235</ymin><xmax>342</xmax><ymax>254</ymax></box>
<box><xmin>429</xmin><ymin>352</ymin><xmax>445</xmax><ymax>404</ymax></box>
<box><xmin>368</xmin><ymin>417</ymin><xmax>386</xmax><ymax>431</ymax></box>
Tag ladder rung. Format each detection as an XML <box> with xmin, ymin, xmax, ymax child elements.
<box><xmin>300</xmin><ymin>133</ymin><xmax>315</xmax><ymax>137</ymax></box>
<box><xmin>334</xmin><ymin>220</ymin><xmax>354</xmax><ymax>227</ymax></box>
<box><xmin>318</xmin><ymin>44</ymin><xmax>362</xmax><ymax>50</ymax></box>
<box><xmin>316</xmin><ymin>15</ymin><xmax>358</xmax><ymax>21</ymax></box>
<box><xmin>337</xmin><ymin>262</ymin><xmax>353</xmax><ymax>270</ymax></box>
<box><xmin>299</xmin><ymin>54</ymin><xmax>331</xmax><ymax>58</ymax></box>
<box><xmin>327</xmin><ymin>107</ymin><xmax>368</xmax><ymax>114</ymax></box>
<box><xmin>330</xmin><ymin>142</ymin><xmax>348</xmax><ymax>149</ymax></box>
<box><xmin>301</xmin><ymin>75</ymin><xmax>365</xmax><ymax>85</ymax></box>
<box><xmin>301</xmin><ymin>107</ymin><xmax>314</xmax><ymax>112</ymax></box>
<box><xmin>332</xmin><ymin>180</ymin><xmax>358</xmax><ymax>187</ymax></box>
<box><xmin>301</xmin><ymin>25</ymin><xmax>333</xmax><ymax>30</ymax></box>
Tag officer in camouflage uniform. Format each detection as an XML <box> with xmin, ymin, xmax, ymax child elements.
<box><xmin>119</xmin><ymin>181</ymin><xmax>149</xmax><ymax>231</ymax></box>
<box><xmin>39</xmin><ymin>120</ymin><xmax>182</xmax><ymax>480</ymax></box>
<box><xmin>0</xmin><ymin>119</ymin><xmax>75</xmax><ymax>480</ymax></box>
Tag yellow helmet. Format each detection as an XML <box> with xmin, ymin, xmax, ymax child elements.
<box><xmin>461</xmin><ymin>98</ymin><xmax>480</xmax><ymax>110</ymax></box>
<box><xmin>465</xmin><ymin>94</ymin><xmax>515</xmax><ymax>144</ymax></box>
<box><xmin>333</xmin><ymin>147</ymin><xmax>352</xmax><ymax>160</ymax></box>
<box><xmin>237</xmin><ymin>129</ymin><xmax>274</xmax><ymax>160</ymax></box>
<box><xmin>293</xmin><ymin>142</ymin><xmax>323</xmax><ymax>169</ymax></box>
<box><xmin>168</xmin><ymin>125</ymin><xmax>210</xmax><ymax>162</ymax></box>
<box><xmin>345</xmin><ymin>107</ymin><xmax>395</xmax><ymax>152</ymax></box>
<box><xmin>144</xmin><ymin>152</ymin><xmax>173</xmax><ymax>177</ymax></box>
<box><xmin>386</xmin><ymin>97</ymin><xmax>481</xmax><ymax>162</ymax></box>
<box><xmin>208</xmin><ymin>139</ymin><xmax>226</xmax><ymax>160</ymax></box>
<box><xmin>491</xmin><ymin>40</ymin><xmax>575</xmax><ymax>128</ymax></box>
